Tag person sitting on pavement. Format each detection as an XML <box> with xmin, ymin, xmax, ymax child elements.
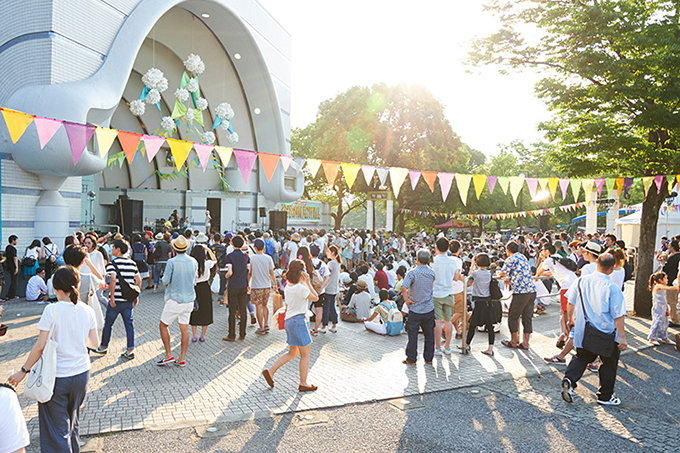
<box><xmin>361</xmin><ymin>289</ymin><xmax>398</xmax><ymax>335</ymax></box>
<box><xmin>346</xmin><ymin>279</ymin><xmax>372</xmax><ymax>320</ymax></box>
<box><xmin>25</xmin><ymin>267</ymin><xmax>49</xmax><ymax>303</ymax></box>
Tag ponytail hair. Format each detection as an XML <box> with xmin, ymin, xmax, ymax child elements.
<box><xmin>53</xmin><ymin>266</ymin><xmax>81</xmax><ymax>304</ymax></box>
<box><xmin>649</xmin><ymin>271</ymin><xmax>666</xmax><ymax>291</ymax></box>
<box><xmin>328</xmin><ymin>245</ymin><xmax>342</xmax><ymax>263</ymax></box>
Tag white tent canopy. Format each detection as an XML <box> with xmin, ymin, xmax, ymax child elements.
<box><xmin>616</xmin><ymin>196</ymin><xmax>680</xmax><ymax>248</ymax></box>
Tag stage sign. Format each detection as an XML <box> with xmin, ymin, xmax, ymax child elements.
<box><xmin>278</xmin><ymin>200</ymin><xmax>322</xmax><ymax>221</ymax></box>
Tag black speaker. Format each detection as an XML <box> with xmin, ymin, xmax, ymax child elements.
<box><xmin>269</xmin><ymin>210</ymin><xmax>287</xmax><ymax>231</ymax></box>
<box><xmin>115</xmin><ymin>198</ymin><xmax>143</xmax><ymax>235</ymax></box>
<box><xmin>259</xmin><ymin>207</ymin><xmax>267</xmax><ymax>218</ymax></box>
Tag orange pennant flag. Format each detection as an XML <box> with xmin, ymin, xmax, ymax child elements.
<box><xmin>421</xmin><ymin>171</ymin><xmax>437</xmax><ymax>192</ymax></box>
<box><xmin>117</xmin><ymin>131</ymin><xmax>142</xmax><ymax>164</ymax></box>
<box><xmin>616</xmin><ymin>178</ymin><xmax>625</xmax><ymax>197</ymax></box>
<box><xmin>166</xmin><ymin>138</ymin><xmax>193</xmax><ymax>170</ymax></box>
<box><xmin>322</xmin><ymin>161</ymin><xmax>341</xmax><ymax>186</ymax></box>
<box><xmin>258</xmin><ymin>152</ymin><xmax>280</xmax><ymax>182</ymax></box>
<box><xmin>1</xmin><ymin>108</ymin><xmax>34</xmax><ymax>143</ymax></box>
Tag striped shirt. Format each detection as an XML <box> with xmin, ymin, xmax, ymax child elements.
<box><xmin>106</xmin><ymin>257</ymin><xmax>140</xmax><ymax>303</ymax></box>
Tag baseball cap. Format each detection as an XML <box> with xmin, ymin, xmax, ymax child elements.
<box><xmin>310</xmin><ymin>243</ymin><xmax>321</xmax><ymax>256</ymax></box>
<box><xmin>254</xmin><ymin>238</ymin><xmax>265</xmax><ymax>249</ymax></box>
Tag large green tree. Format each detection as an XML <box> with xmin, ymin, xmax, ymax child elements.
<box><xmin>469</xmin><ymin>0</ymin><xmax>680</xmax><ymax>315</ymax></box>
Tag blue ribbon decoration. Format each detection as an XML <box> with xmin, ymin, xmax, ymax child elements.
<box><xmin>139</xmin><ymin>86</ymin><xmax>150</xmax><ymax>101</ymax></box>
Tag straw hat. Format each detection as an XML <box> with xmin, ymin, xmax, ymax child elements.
<box><xmin>292</xmin><ymin>232</ymin><xmax>300</xmax><ymax>242</ymax></box>
<box><xmin>172</xmin><ymin>235</ymin><xmax>190</xmax><ymax>252</ymax></box>
<box><xmin>155</xmin><ymin>232</ymin><xmax>163</xmax><ymax>240</ymax></box>
<box><xmin>583</xmin><ymin>241</ymin><xmax>602</xmax><ymax>256</ymax></box>
<box><xmin>356</xmin><ymin>280</ymin><xmax>368</xmax><ymax>290</ymax></box>
<box><xmin>195</xmin><ymin>232</ymin><xmax>209</xmax><ymax>243</ymax></box>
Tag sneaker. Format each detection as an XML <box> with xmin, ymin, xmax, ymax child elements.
<box><xmin>544</xmin><ymin>355</ymin><xmax>566</xmax><ymax>364</ymax></box>
<box><xmin>310</xmin><ymin>330</ymin><xmax>319</xmax><ymax>336</ymax></box>
<box><xmin>156</xmin><ymin>357</ymin><xmax>176</xmax><ymax>366</ymax></box>
<box><xmin>587</xmin><ymin>362</ymin><xmax>599</xmax><ymax>372</ymax></box>
<box><xmin>597</xmin><ymin>395</ymin><xmax>621</xmax><ymax>406</ymax></box>
<box><xmin>318</xmin><ymin>327</ymin><xmax>327</xmax><ymax>334</ymax></box>
<box><xmin>443</xmin><ymin>348</ymin><xmax>452</xmax><ymax>355</ymax></box>
<box><xmin>562</xmin><ymin>378</ymin><xmax>574</xmax><ymax>403</ymax></box>
<box><xmin>176</xmin><ymin>360</ymin><xmax>187</xmax><ymax>367</ymax></box>
<box><xmin>329</xmin><ymin>327</ymin><xmax>338</xmax><ymax>333</ymax></box>
<box><xmin>435</xmin><ymin>349</ymin><xmax>443</xmax><ymax>356</ymax></box>
<box><xmin>92</xmin><ymin>347</ymin><xmax>108</xmax><ymax>355</ymax></box>
<box><xmin>121</xmin><ymin>351</ymin><xmax>134</xmax><ymax>360</ymax></box>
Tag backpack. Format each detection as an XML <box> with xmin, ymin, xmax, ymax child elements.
<box><xmin>310</xmin><ymin>269</ymin><xmax>324</xmax><ymax>294</ymax></box>
<box><xmin>132</xmin><ymin>243</ymin><xmax>146</xmax><ymax>262</ymax></box>
<box><xmin>551</xmin><ymin>255</ymin><xmax>578</xmax><ymax>272</ymax></box>
<box><xmin>264</xmin><ymin>239</ymin><xmax>274</xmax><ymax>257</ymax></box>
<box><xmin>489</xmin><ymin>271</ymin><xmax>503</xmax><ymax>301</ymax></box>
<box><xmin>381</xmin><ymin>302</ymin><xmax>403</xmax><ymax>336</ymax></box>
<box><xmin>213</xmin><ymin>244</ymin><xmax>227</xmax><ymax>268</ymax></box>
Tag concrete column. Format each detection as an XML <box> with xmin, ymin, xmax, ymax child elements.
<box><xmin>366</xmin><ymin>199</ymin><xmax>374</xmax><ymax>231</ymax></box>
<box><xmin>606</xmin><ymin>192</ymin><xmax>620</xmax><ymax>235</ymax></box>
<box><xmin>35</xmin><ymin>175</ymin><xmax>69</xmax><ymax>249</ymax></box>
<box><xmin>585</xmin><ymin>190</ymin><xmax>598</xmax><ymax>234</ymax></box>
<box><xmin>386</xmin><ymin>199</ymin><xmax>394</xmax><ymax>232</ymax></box>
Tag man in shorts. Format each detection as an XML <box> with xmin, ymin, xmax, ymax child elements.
<box><xmin>158</xmin><ymin>235</ymin><xmax>198</xmax><ymax>367</ymax></box>
<box><xmin>249</xmin><ymin>238</ymin><xmax>277</xmax><ymax>334</ymax></box>
<box><xmin>432</xmin><ymin>237</ymin><xmax>459</xmax><ymax>355</ymax></box>
<box><xmin>449</xmin><ymin>240</ymin><xmax>466</xmax><ymax>339</ymax></box>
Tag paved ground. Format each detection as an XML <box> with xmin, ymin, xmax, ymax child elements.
<box><xmin>1</xmin><ymin>282</ymin><xmax>678</xmax><ymax>451</ymax></box>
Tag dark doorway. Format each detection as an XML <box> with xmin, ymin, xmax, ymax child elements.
<box><xmin>207</xmin><ymin>198</ymin><xmax>221</xmax><ymax>233</ymax></box>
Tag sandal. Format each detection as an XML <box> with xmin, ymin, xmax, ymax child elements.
<box><xmin>501</xmin><ymin>340</ymin><xmax>520</xmax><ymax>348</ymax></box>
<box><xmin>262</xmin><ymin>369</ymin><xmax>274</xmax><ymax>388</ymax></box>
<box><xmin>481</xmin><ymin>350</ymin><xmax>494</xmax><ymax>356</ymax></box>
<box><xmin>298</xmin><ymin>384</ymin><xmax>318</xmax><ymax>392</ymax></box>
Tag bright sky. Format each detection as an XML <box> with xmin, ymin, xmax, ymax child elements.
<box><xmin>257</xmin><ymin>0</ymin><xmax>551</xmax><ymax>159</ymax></box>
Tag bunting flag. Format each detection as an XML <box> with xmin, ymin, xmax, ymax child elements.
<box><xmin>616</xmin><ymin>177</ymin><xmax>625</xmax><ymax>197</ymax></box>
<box><xmin>195</xmin><ymin>144</ymin><xmax>215</xmax><ymax>171</ymax></box>
<box><xmin>33</xmin><ymin>117</ymin><xmax>63</xmax><ymax>149</ymax></box>
<box><xmin>63</xmin><ymin>122</ymin><xmax>95</xmax><ymax>165</ymax></box>
<box><xmin>258</xmin><ymin>152</ymin><xmax>280</xmax><ymax>181</ymax></box>
<box><xmin>509</xmin><ymin>176</ymin><xmax>524</xmax><ymax>205</ymax></box>
<box><xmin>280</xmin><ymin>155</ymin><xmax>293</xmax><ymax>172</ymax></box>
<box><xmin>595</xmin><ymin>178</ymin><xmax>606</xmax><ymax>196</ymax></box>
<box><xmin>421</xmin><ymin>171</ymin><xmax>437</xmax><ymax>193</ymax></box>
<box><xmin>233</xmin><ymin>149</ymin><xmax>258</xmax><ymax>185</ymax></box>
<box><xmin>322</xmin><ymin>160</ymin><xmax>341</xmax><ymax>186</ymax></box>
<box><xmin>472</xmin><ymin>174</ymin><xmax>486</xmax><ymax>199</ymax></box>
<box><xmin>455</xmin><ymin>174</ymin><xmax>472</xmax><ymax>205</ymax></box>
<box><xmin>1</xmin><ymin>108</ymin><xmax>34</xmax><ymax>143</ymax></box>
<box><xmin>654</xmin><ymin>174</ymin><xmax>665</xmax><ymax>193</ymax></box>
<box><xmin>362</xmin><ymin>165</ymin><xmax>376</xmax><ymax>186</ymax></box>
<box><xmin>487</xmin><ymin>175</ymin><xmax>498</xmax><ymax>195</ymax></box>
<box><xmin>389</xmin><ymin>167</ymin><xmax>409</xmax><ymax>198</ymax></box>
<box><xmin>95</xmin><ymin>127</ymin><xmax>119</xmax><ymax>158</ymax></box>
<box><xmin>142</xmin><ymin>134</ymin><xmax>165</xmax><ymax>162</ymax></box>
<box><xmin>525</xmin><ymin>178</ymin><xmax>538</xmax><ymax>199</ymax></box>
<box><xmin>305</xmin><ymin>158</ymin><xmax>322</xmax><ymax>177</ymax></box>
<box><xmin>166</xmin><ymin>138</ymin><xmax>193</xmax><ymax>170</ymax></box>
<box><xmin>538</xmin><ymin>178</ymin><xmax>549</xmax><ymax>191</ymax></box>
<box><xmin>496</xmin><ymin>176</ymin><xmax>509</xmax><ymax>195</ymax></box>
<box><xmin>667</xmin><ymin>174</ymin><xmax>676</xmax><ymax>193</ymax></box>
<box><xmin>548</xmin><ymin>178</ymin><xmax>559</xmax><ymax>198</ymax></box>
<box><xmin>438</xmin><ymin>172</ymin><xmax>454</xmax><ymax>202</ymax></box>
<box><xmin>214</xmin><ymin>146</ymin><xmax>233</xmax><ymax>166</ymax></box>
<box><xmin>409</xmin><ymin>170</ymin><xmax>421</xmax><ymax>190</ymax></box>
<box><xmin>570</xmin><ymin>178</ymin><xmax>581</xmax><ymax>201</ymax></box>
<box><xmin>118</xmin><ymin>131</ymin><xmax>142</xmax><ymax>164</ymax></box>
<box><xmin>559</xmin><ymin>178</ymin><xmax>570</xmax><ymax>200</ymax></box>
<box><xmin>623</xmin><ymin>177</ymin><xmax>634</xmax><ymax>198</ymax></box>
<box><xmin>171</xmin><ymin>98</ymin><xmax>188</xmax><ymax>119</ymax></box>
<box><xmin>642</xmin><ymin>176</ymin><xmax>655</xmax><ymax>196</ymax></box>
<box><xmin>376</xmin><ymin>167</ymin><xmax>389</xmax><ymax>186</ymax></box>
<box><xmin>341</xmin><ymin>163</ymin><xmax>362</xmax><ymax>188</ymax></box>
<box><xmin>582</xmin><ymin>179</ymin><xmax>594</xmax><ymax>201</ymax></box>
<box><xmin>605</xmin><ymin>178</ymin><xmax>616</xmax><ymax>196</ymax></box>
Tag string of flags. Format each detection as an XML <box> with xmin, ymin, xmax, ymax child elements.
<box><xmin>2</xmin><ymin>106</ymin><xmax>680</xmax><ymax>205</ymax></box>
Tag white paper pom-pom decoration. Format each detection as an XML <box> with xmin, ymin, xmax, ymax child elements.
<box><xmin>195</xmin><ymin>97</ymin><xmax>208</xmax><ymax>111</ymax></box>
<box><xmin>186</xmin><ymin>78</ymin><xmax>199</xmax><ymax>93</ymax></box>
<box><xmin>184</xmin><ymin>54</ymin><xmax>205</xmax><ymax>75</ymax></box>
<box><xmin>200</xmin><ymin>131</ymin><xmax>216</xmax><ymax>145</ymax></box>
<box><xmin>215</xmin><ymin>102</ymin><xmax>235</xmax><ymax>120</ymax></box>
<box><xmin>145</xmin><ymin>88</ymin><xmax>161</xmax><ymax>105</ymax></box>
<box><xmin>175</xmin><ymin>88</ymin><xmax>189</xmax><ymax>102</ymax></box>
<box><xmin>183</xmin><ymin>108</ymin><xmax>195</xmax><ymax>123</ymax></box>
<box><xmin>130</xmin><ymin>99</ymin><xmax>145</xmax><ymax>116</ymax></box>
<box><xmin>226</xmin><ymin>131</ymin><xmax>239</xmax><ymax>144</ymax></box>
<box><xmin>142</xmin><ymin>68</ymin><xmax>168</xmax><ymax>92</ymax></box>
<box><xmin>161</xmin><ymin>116</ymin><xmax>176</xmax><ymax>131</ymax></box>
<box><xmin>218</xmin><ymin>120</ymin><xmax>231</xmax><ymax>132</ymax></box>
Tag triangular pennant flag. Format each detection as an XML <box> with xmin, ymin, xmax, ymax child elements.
<box><xmin>322</xmin><ymin>161</ymin><xmax>341</xmax><ymax>186</ymax></box>
<box><xmin>582</xmin><ymin>179</ymin><xmax>594</xmax><ymax>201</ymax></box>
<box><xmin>496</xmin><ymin>176</ymin><xmax>509</xmax><ymax>195</ymax></box>
<box><xmin>280</xmin><ymin>155</ymin><xmax>293</xmax><ymax>172</ymax></box>
<box><xmin>195</xmin><ymin>144</ymin><xmax>215</xmax><ymax>171</ymax></box>
<box><xmin>1</xmin><ymin>108</ymin><xmax>34</xmax><ymax>143</ymax></box>
<box><xmin>376</xmin><ymin>167</ymin><xmax>389</xmax><ymax>186</ymax></box>
<box><xmin>421</xmin><ymin>171</ymin><xmax>437</xmax><ymax>193</ymax></box>
<box><xmin>180</xmin><ymin>71</ymin><xmax>191</xmax><ymax>88</ymax></box>
<box><xmin>215</xmin><ymin>146</ymin><xmax>233</xmax><ymax>166</ymax></box>
<box><xmin>389</xmin><ymin>167</ymin><xmax>409</xmax><ymax>198</ymax></box>
<box><xmin>559</xmin><ymin>179</ymin><xmax>570</xmax><ymax>200</ymax></box>
<box><xmin>95</xmin><ymin>127</ymin><xmax>119</xmax><ymax>158</ymax></box>
<box><xmin>509</xmin><ymin>176</ymin><xmax>525</xmax><ymax>205</ymax></box>
<box><xmin>455</xmin><ymin>174</ymin><xmax>473</xmax><ymax>205</ymax></box>
<box><xmin>537</xmin><ymin>178</ymin><xmax>549</xmax><ymax>191</ymax></box>
<box><xmin>341</xmin><ymin>163</ymin><xmax>362</xmax><ymax>188</ymax></box>
<box><xmin>305</xmin><ymin>158</ymin><xmax>322</xmax><ymax>177</ymax></box>
<box><xmin>167</xmin><ymin>138</ymin><xmax>193</xmax><ymax>170</ymax></box>
<box><xmin>570</xmin><ymin>179</ymin><xmax>581</xmax><ymax>201</ymax></box>
<box><xmin>487</xmin><ymin>176</ymin><xmax>498</xmax><ymax>194</ymax></box>
<box><xmin>654</xmin><ymin>175</ymin><xmax>665</xmax><ymax>193</ymax></box>
<box><xmin>472</xmin><ymin>174</ymin><xmax>486</xmax><ymax>199</ymax></box>
<box><xmin>194</xmin><ymin>110</ymin><xmax>205</xmax><ymax>128</ymax></box>
<box><xmin>616</xmin><ymin>178</ymin><xmax>625</xmax><ymax>197</ymax></box>
<box><xmin>409</xmin><ymin>170</ymin><xmax>422</xmax><ymax>190</ymax></box>
<box><xmin>117</xmin><ymin>131</ymin><xmax>142</xmax><ymax>164</ymax></box>
<box><xmin>258</xmin><ymin>152</ymin><xmax>280</xmax><ymax>181</ymax></box>
<box><xmin>438</xmin><ymin>172</ymin><xmax>454</xmax><ymax>202</ymax></box>
<box><xmin>642</xmin><ymin>176</ymin><xmax>655</xmax><ymax>196</ymax></box>
<box><xmin>362</xmin><ymin>165</ymin><xmax>376</xmax><ymax>186</ymax></box>
<box><xmin>63</xmin><ymin>122</ymin><xmax>95</xmax><ymax>165</ymax></box>
<box><xmin>548</xmin><ymin>178</ymin><xmax>559</xmax><ymax>198</ymax></box>
<box><xmin>667</xmin><ymin>174</ymin><xmax>677</xmax><ymax>193</ymax></box>
<box><xmin>595</xmin><ymin>178</ymin><xmax>606</xmax><ymax>196</ymax></box>
<box><xmin>142</xmin><ymin>134</ymin><xmax>165</xmax><ymax>162</ymax></box>
<box><xmin>605</xmin><ymin>178</ymin><xmax>616</xmax><ymax>196</ymax></box>
<box><xmin>525</xmin><ymin>178</ymin><xmax>538</xmax><ymax>199</ymax></box>
<box><xmin>33</xmin><ymin>117</ymin><xmax>63</xmax><ymax>149</ymax></box>
<box><xmin>171</xmin><ymin>98</ymin><xmax>188</xmax><ymax>119</ymax></box>
<box><xmin>233</xmin><ymin>149</ymin><xmax>258</xmax><ymax>185</ymax></box>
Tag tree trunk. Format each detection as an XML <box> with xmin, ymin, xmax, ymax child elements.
<box><xmin>633</xmin><ymin>184</ymin><xmax>667</xmax><ymax>317</ymax></box>
<box><xmin>478</xmin><ymin>218</ymin><xmax>484</xmax><ymax>235</ymax></box>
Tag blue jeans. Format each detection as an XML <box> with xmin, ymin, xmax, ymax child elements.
<box><xmin>39</xmin><ymin>370</ymin><xmax>89</xmax><ymax>453</ymax></box>
<box><xmin>101</xmin><ymin>301</ymin><xmax>135</xmax><ymax>350</ymax></box>
<box><xmin>405</xmin><ymin>309</ymin><xmax>435</xmax><ymax>363</ymax></box>
<box><xmin>322</xmin><ymin>293</ymin><xmax>338</xmax><ymax>327</ymax></box>
<box><xmin>154</xmin><ymin>262</ymin><xmax>167</xmax><ymax>286</ymax></box>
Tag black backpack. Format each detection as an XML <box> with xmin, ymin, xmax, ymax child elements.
<box><xmin>551</xmin><ymin>255</ymin><xmax>578</xmax><ymax>272</ymax></box>
<box><xmin>488</xmin><ymin>271</ymin><xmax>503</xmax><ymax>301</ymax></box>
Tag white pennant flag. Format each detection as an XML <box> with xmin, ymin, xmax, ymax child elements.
<box><xmin>362</xmin><ymin>165</ymin><xmax>376</xmax><ymax>186</ymax></box>
<box><xmin>376</xmin><ymin>167</ymin><xmax>389</xmax><ymax>186</ymax></box>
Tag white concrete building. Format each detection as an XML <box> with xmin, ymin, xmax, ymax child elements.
<box><xmin>0</xmin><ymin>0</ymin><xmax>303</xmax><ymax>250</ymax></box>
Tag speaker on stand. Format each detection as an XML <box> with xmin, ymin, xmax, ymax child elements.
<box><xmin>269</xmin><ymin>210</ymin><xmax>287</xmax><ymax>231</ymax></box>
<box><xmin>114</xmin><ymin>196</ymin><xmax>143</xmax><ymax>236</ymax></box>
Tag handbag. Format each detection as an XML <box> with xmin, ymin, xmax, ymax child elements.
<box><xmin>488</xmin><ymin>270</ymin><xmax>503</xmax><ymax>301</ymax></box>
<box><xmin>24</xmin><ymin>304</ymin><xmax>58</xmax><ymax>403</ymax></box>
<box><xmin>110</xmin><ymin>260</ymin><xmax>140</xmax><ymax>302</ymax></box>
<box><xmin>577</xmin><ymin>280</ymin><xmax>616</xmax><ymax>357</ymax></box>
<box><xmin>22</xmin><ymin>257</ymin><xmax>36</xmax><ymax>267</ymax></box>
<box><xmin>87</xmin><ymin>277</ymin><xmax>104</xmax><ymax>330</ymax></box>
<box><xmin>272</xmin><ymin>293</ymin><xmax>284</xmax><ymax>314</ymax></box>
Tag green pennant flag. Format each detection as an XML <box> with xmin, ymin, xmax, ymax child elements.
<box><xmin>171</xmin><ymin>98</ymin><xmax>188</xmax><ymax>119</ymax></box>
<box><xmin>667</xmin><ymin>174</ymin><xmax>676</xmax><ymax>192</ymax></box>
<box><xmin>642</xmin><ymin>176</ymin><xmax>654</xmax><ymax>196</ymax></box>
<box><xmin>180</xmin><ymin>71</ymin><xmax>191</xmax><ymax>89</ymax></box>
<box><xmin>605</xmin><ymin>178</ymin><xmax>615</xmax><ymax>195</ymax></box>
<box><xmin>194</xmin><ymin>110</ymin><xmax>204</xmax><ymax>128</ymax></box>
<box><xmin>570</xmin><ymin>179</ymin><xmax>581</xmax><ymax>201</ymax></box>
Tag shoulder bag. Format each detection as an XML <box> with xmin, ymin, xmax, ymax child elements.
<box><xmin>110</xmin><ymin>260</ymin><xmax>141</xmax><ymax>302</ymax></box>
<box><xmin>24</xmin><ymin>304</ymin><xmax>59</xmax><ymax>403</ymax></box>
<box><xmin>577</xmin><ymin>279</ymin><xmax>616</xmax><ymax>357</ymax></box>
<box><xmin>488</xmin><ymin>270</ymin><xmax>503</xmax><ymax>301</ymax></box>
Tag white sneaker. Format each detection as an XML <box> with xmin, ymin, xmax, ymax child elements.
<box><xmin>318</xmin><ymin>327</ymin><xmax>327</xmax><ymax>334</ymax></box>
<box><xmin>435</xmin><ymin>349</ymin><xmax>443</xmax><ymax>356</ymax></box>
<box><xmin>597</xmin><ymin>395</ymin><xmax>621</xmax><ymax>406</ymax></box>
<box><xmin>562</xmin><ymin>378</ymin><xmax>574</xmax><ymax>403</ymax></box>
<box><xmin>329</xmin><ymin>327</ymin><xmax>337</xmax><ymax>333</ymax></box>
<box><xmin>443</xmin><ymin>348</ymin><xmax>451</xmax><ymax>355</ymax></box>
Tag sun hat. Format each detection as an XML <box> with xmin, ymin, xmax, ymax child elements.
<box><xmin>584</xmin><ymin>241</ymin><xmax>602</xmax><ymax>256</ymax></box>
<box><xmin>356</xmin><ymin>280</ymin><xmax>368</xmax><ymax>289</ymax></box>
<box><xmin>292</xmin><ymin>233</ymin><xmax>301</xmax><ymax>242</ymax></box>
<box><xmin>172</xmin><ymin>235</ymin><xmax>190</xmax><ymax>252</ymax></box>
<box><xmin>155</xmin><ymin>232</ymin><xmax>163</xmax><ymax>240</ymax></box>
<box><xmin>195</xmin><ymin>232</ymin><xmax>209</xmax><ymax>243</ymax></box>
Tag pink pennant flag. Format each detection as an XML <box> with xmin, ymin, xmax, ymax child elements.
<box><xmin>233</xmin><ymin>149</ymin><xmax>258</xmax><ymax>185</ymax></box>
<box><xmin>559</xmin><ymin>179</ymin><xmax>570</xmax><ymax>200</ymax></box>
<box><xmin>33</xmin><ymin>116</ymin><xmax>63</xmax><ymax>149</ymax></box>
<box><xmin>194</xmin><ymin>143</ymin><xmax>214</xmax><ymax>171</ymax></box>
<box><xmin>525</xmin><ymin>178</ymin><xmax>538</xmax><ymax>199</ymax></box>
<box><xmin>654</xmin><ymin>175</ymin><xmax>664</xmax><ymax>193</ymax></box>
<box><xmin>63</xmin><ymin>121</ymin><xmax>95</xmax><ymax>165</ymax></box>
<box><xmin>438</xmin><ymin>172</ymin><xmax>454</xmax><ymax>202</ymax></box>
<box><xmin>142</xmin><ymin>135</ymin><xmax>165</xmax><ymax>162</ymax></box>
<box><xmin>280</xmin><ymin>155</ymin><xmax>293</xmax><ymax>172</ymax></box>
<box><xmin>487</xmin><ymin>176</ymin><xmax>497</xmax><ymax>194</ymax></box>
<box><xmin>595</xmin><ymin>178</ymin><xmax>606</xmax><ymax>196</ymax></box>
<box><xmin>409</xmin><ymin>170</ymin><xmax>421</xmax><ymax>190</ymax></box>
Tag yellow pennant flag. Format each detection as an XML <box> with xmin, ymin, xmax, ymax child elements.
<box><xmin>508</xmin><ymin>176</ymin><xmax>525</xmax><ymax>205</ymax></box>
<box><xmin>167</xmin><ymin>138</ymin><xmax>193</xmax><ymax>170</ymax></box>
<box><xmin>642</xmin><ymin>176</ymin><xmax>655</xmax><ymax>197</ymax></box>
<box><xmin>548</xmin><ymin>178</ymin><xmax>559</xmax><ymax>198</ymax></box>
<box><xmin>1</xmin><ymin>108</ymin><xmax>34</xmax><ymax>143</ymax></box>
<box><xmin>456</xmin><ymin>174</ymin><xmax>473</xmax><ymax>205</ymax></box>
<box><xmin>582</xmin><ymin>179</ymin><xmax>595</xmax><ymax>201</ymax></box>
<box><xmin>472</xmin><ymin>174</ymin><xmax>486</xmax><ymax>199</ymax></box>
<box><xmin>389</xmin><ymin>167</ymin><xmax>409</xmax><ymax>198</ymax></box>
<box><xmin>306</xmin><ymin>158</ymin><xmax>322</xmax><ymax>177</ymax></box>
<box><xmin>341</xmin><ymin>163</ymin><xmax>362</xmax><ymax>188</ymax></box>
<box><xmin>95</xmin><ymin>127</ymin><xmax>119</xmax><ymax>158</ymax></box>
<box><xmin>214</xmin><ymin>146</ymin><xmax>233</xmax><ymax>166</ymax></box>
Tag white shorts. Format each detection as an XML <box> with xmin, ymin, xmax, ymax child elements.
<box><xmin>161</xmin><ymin>299</ymin><xmax>193</xmax><ymax>325</ymax></box>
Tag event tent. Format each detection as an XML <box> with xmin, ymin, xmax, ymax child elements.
<box><xmin>616</xmin><ymin>201</ymin><xmax>680</xmax><ymax>248</ymax></box>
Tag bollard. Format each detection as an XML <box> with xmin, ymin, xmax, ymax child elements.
<box><xmin>460</xmin><ymin>282</ymin><xmax>468</xmax><ymax>355</ymax></box>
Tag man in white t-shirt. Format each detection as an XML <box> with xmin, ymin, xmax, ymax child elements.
<box><xmin>432</xmin><ymin>237</ymin><xmax>460</xmax><ymax>355</ymax></box>
<box><xmin>537</xmin><ymin>243</ymin><xmax>577</xmax><ymax>346</ymax></box>
<box><xmin>580</xmin><ymin>241</ymin><xmax>602</xmax><ymax>277</ymax></box>
<box><xmin>449</xmin><ymin>240</ymin><xmax>466</xmax><ymax>339</ymax></box>
<box><xmin>366</xmin><ymin>234</ymin><xmax>376</xmax><ymax>263</ymax></box>
<box><xmin>353</xmin><ymin>232</ymin><xmax>363</xmax><ymax>263</ymax></box>
<box><xmin>26</xmin><ymin>267</ymin><xmax>49</xmax><ymax>302</ymax></box>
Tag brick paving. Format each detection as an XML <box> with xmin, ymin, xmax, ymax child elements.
<box><xmin>0</xmin><ymin>282</ymin><xmax>663</xmax><ymax>439</ymax></box>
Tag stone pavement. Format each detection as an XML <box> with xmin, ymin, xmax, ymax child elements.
<box><xmin>0</xmin><ymin>282</ymin><xmax>670</xmax><ymax>441</ymax></box>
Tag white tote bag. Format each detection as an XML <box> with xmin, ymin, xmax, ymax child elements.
<box><xmin>24</xmin><ymin>304</ymin><xmax>58</xmax><ymax>403</ymax></box>
<box><xmin>87</xmin><ymin>277</ymin><xmax>105</xmax><ymax>330</ymax></box>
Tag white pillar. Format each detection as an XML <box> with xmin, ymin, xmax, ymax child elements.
<box><xmin>606</xmin><ymin>192</ymin><xmax>619</xmax><ymax>235</ymax></box>
<box><xmin>585</xmin><ymin>190</ymin><xmax>598</xmax><ymax>234</ymax></box>
<box><xmin>35</xmin><ymin>175</ymin><xmax>70</xmax><ymax>249</ymax></box>
<box><xmin>386</xmin><ymin>199</ymin><xmax>394</xmax><ymax>232</ymax></box>
<box><xmin>366</xmin><ymin>199</ymin><xmax>374</xmax><ymax>231</ymax></box>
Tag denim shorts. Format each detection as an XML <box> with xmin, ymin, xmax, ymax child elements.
<box><xmin>285</xmin><ymin>314</ymin><xmax>312</xmax><ymax>347</ymax></box>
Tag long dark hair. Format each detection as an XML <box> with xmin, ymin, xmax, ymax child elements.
<box><xmin>328</xmin><ymin>245</ymin><xmax>341</xmax><ymax>264</ymax></box>
<box><xmin>298</xmin><ymin>246</ymin><xmax>314</xmax><ymax>274</ymax></box>
<box><xmin>191</xmin><ymin>244</ymin><xmax>206</xmax><ymax>277</ymax></box>
<box><xmin>29</xmin><ymin>239</ymin><xmax>41</xmax><ymax>249</ymax></box>
<box><xmin>53</xmin><ymin>266</ymin><xmax>80</xmax><ymax>304</ymax></box>
<box><xmin>285</xmin><ymin>259</ymin><xmax>304</xmax><ymax>284</ymax></box>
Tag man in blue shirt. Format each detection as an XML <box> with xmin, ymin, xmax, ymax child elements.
<box><xmin>561</xmin><ymin>253</ymin><xmax>628</xmax><ymax>406</ymax></box>
<box><xmin>224</xmin><ymin>235</ymin><xmax>250</xmax><ymax>341</ymax></box>
<box><xmin>499</xmin><ymin>241</ymin><xmax>536</xmax><ymax>350</ymax></box>
<box><xmin>401</xmin><ymin>249</ymin><xmax>436</xmax><ymax>365</ymax></box>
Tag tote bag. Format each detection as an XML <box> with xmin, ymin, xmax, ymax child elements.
<box><xmin>24</xmin><ymin>304</ymin><xmax>58</xmax><ymax>403</ymax></box>
<box><xmin>87</xmin><ymin>277</ymin><xmax>104</xmax><ymax>330</ymax></box>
